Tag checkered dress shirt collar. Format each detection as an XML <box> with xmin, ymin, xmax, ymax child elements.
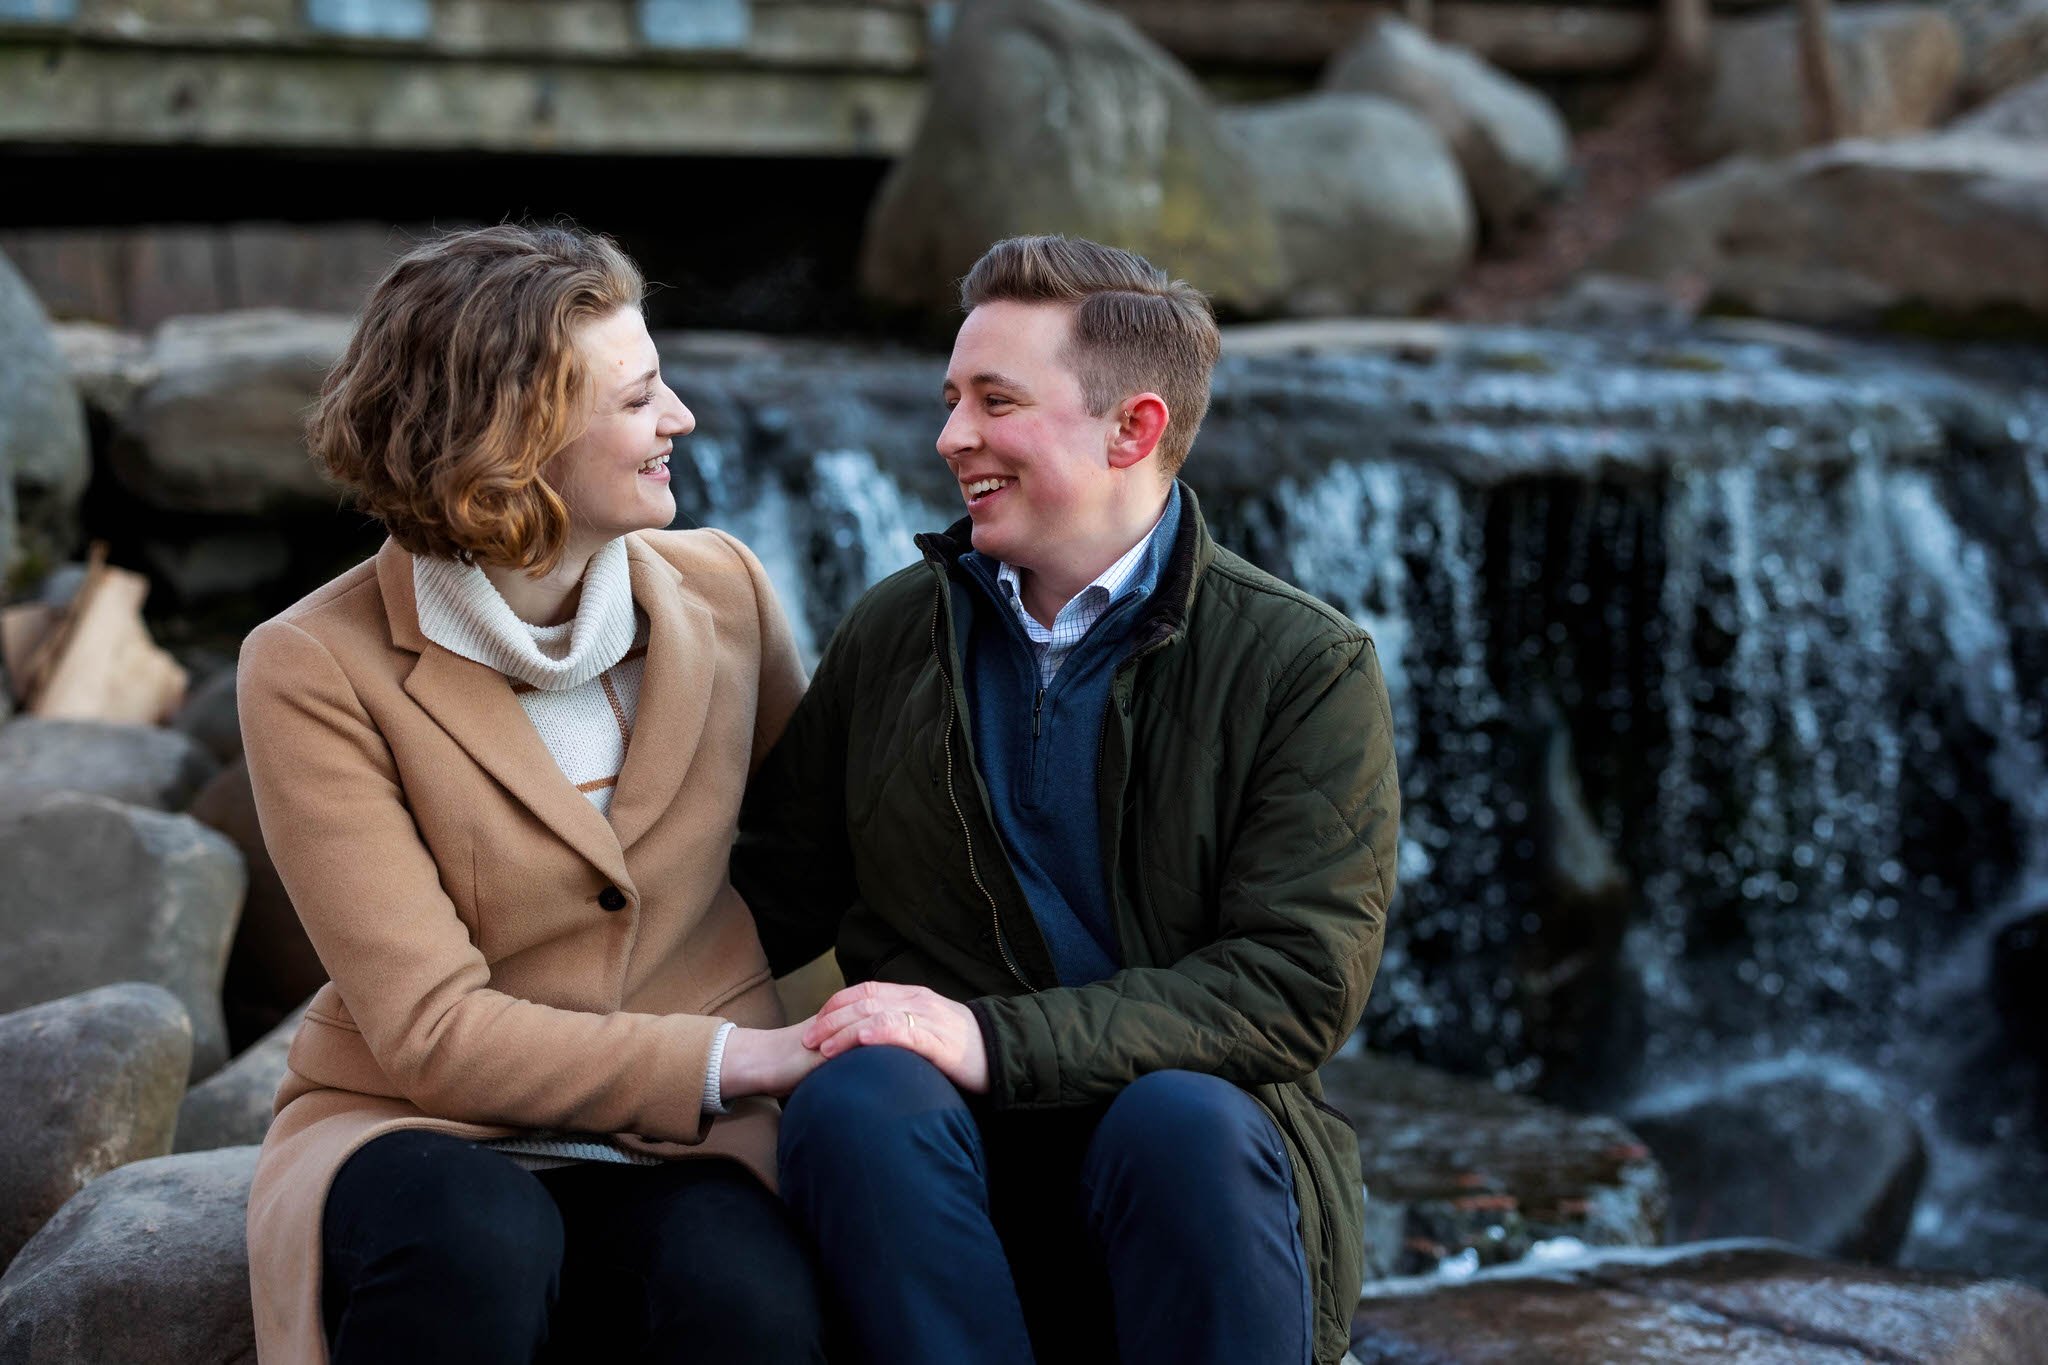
<box><xmin>995</xmin><ymin>499</ymin><xmax>1172</xmax><ymax>687</ymax></box>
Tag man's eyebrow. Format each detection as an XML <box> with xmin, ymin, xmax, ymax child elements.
<box><xmin>943</xmin><ymin>371</ymin><xmax>1028</xmax><ymax>397</ymax></box>
<box><xmin>617</xmin><ymin>367</ymin><xmax>659</xmax><ymax>396</ymax></box>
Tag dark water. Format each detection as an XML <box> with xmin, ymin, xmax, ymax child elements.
<box><xmin>656</xmin><ymin>319</ymin><xmax>2048</xmax><ymax>1283</ymax></box>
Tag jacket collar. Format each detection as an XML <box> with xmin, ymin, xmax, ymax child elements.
<box><xmin>374</xmin><ymin>534</ymin><xmax>715</xmax><ymax>884</ymax></box>
<box><xmin>916</xmin><ymin>479</ymin><xmax>1213</xmax><ymax>658</ymax></box>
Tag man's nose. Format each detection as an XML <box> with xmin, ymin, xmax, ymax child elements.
<box><xmin>937</xmin><ymin>406</ymin><xmax>977</xmax><ymax>459</ymax></box>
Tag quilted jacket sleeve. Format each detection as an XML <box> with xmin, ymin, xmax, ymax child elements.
<box><xmin>968</xmin><ymin>632</ymin><xmax>1399</xmax><ymax>1108</ymax></box>
<box><xmin>730</xmin><ymin>599</ymin><xmax>864</xmax><ymax>978</ymax></box>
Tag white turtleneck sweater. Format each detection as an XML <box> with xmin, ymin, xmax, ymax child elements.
<box><xmin>412</xmin><ymin>540</ymin><xmax>733</xmax><ymax>1170</ymax></box>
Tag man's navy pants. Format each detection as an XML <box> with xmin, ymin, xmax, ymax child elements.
<box><xmin>778</xmin><ymin>1046</ymin><xmax>1312</xmax><ymax>1365</ymax></box>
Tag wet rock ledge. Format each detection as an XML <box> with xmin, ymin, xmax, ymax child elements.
<box><xmin>1350</xmin><ymin>1242</ymin><xmax>2048</xmax><ymax>1364</ymax></box>
<box><xmin>1320</xmin><ymin>1051</ymin><xmax>1667</xmax><ymax>1279</ymax></box>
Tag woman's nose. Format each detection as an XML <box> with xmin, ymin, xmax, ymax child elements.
<box><xmin>663</xmin><ymin>399</ymin><xmax>695</xmax><ymax>438</ymax></box>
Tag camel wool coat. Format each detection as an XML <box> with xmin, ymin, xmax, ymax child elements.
<box><xmin>237</xmin><ymin>528</ymin><xmax>806</xmax><ymax>1365</ymax></box>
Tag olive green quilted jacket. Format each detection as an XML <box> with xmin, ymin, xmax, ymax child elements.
<box><xmin>733</xmin><ymin>486</ymin><xmax>1400</xmax><ymax>1363</ymax></box>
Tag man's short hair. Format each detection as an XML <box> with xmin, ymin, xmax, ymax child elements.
<box><xmin>308</xmin><ymin>222</ymin><xmax>644</xmax><ymax>574</ymax></box>
<box><xmin>959</xmin><ymin>236</ymin><xmax>1221</xmax><ymax>477</ymax></box>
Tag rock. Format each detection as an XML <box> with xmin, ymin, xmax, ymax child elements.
<box><xmin>1952</xmin><ymin>70</ymin><xmax>2048</xmax><ymax>138</ymax></box>
<box><xmin>187</xmin><ymin>758</ymin><xmax>325</xmax><ymax>1051</ymax></box>
<box><xmin>0</xmin><ymin>718</ymin><xmax>219</xmax><ymax>811</ymax></box>
<box><xmin>1321</xmin><ymin>16</ymin><xmax>1571</xmax><ymax>232</ymax></box>
<box><xmin>111</xmin><ymin>310</ymin><xmax>350</xmax><ymax>515</ymax></box>
<box><xmin>174</xmin><ymin>1003</ymin><xmax>304</xmax><ymax>1154</ymax></box>
<box><xmin>1318</xmin><ymin>1051</ymin><xmax>1667</xmax><ymax>1279</ymax></box>
<box><xmin>47</xmin><ymin>321</ymin><xmax>153</xmax><ymax>426</ymax></box>
<box><xmin>1953</xmin><ymin>0</ymin><xmax>2048</xmax><ymax>105</ymax></box>
<box><xmin>1991</xmin><ymin>906</ymin><xmax>2048</xmax><ymax>1061</ymax></box>
<box><xmin>1350</xmin><ymin>1242</ymin><xmax>2048</xmax><ymax>1363</ymax></box>
<box><xmin>0</xmin><ymin>1146</ymin><xmax>258</xmax><ymax>1365</ymax></box>
<box><xmin>1624</xmin><ymin>1059</ymin><xmax>1927</xmax><ymax>1262</ymax></box>
<box><xmin>1514</xmin><ymin>706</ymin><xmax>1637</xmax><ymax>1089</ymax></box>
<box><xmin>858</xmin><ymin>0</ymin><xmax>1285</xmax><ymax>320</ymax></box>
<box><xmin>0</xmin><ymin>985</ymin><xmax>190</xmax><ymax>1272</ymax></box>
<box><xmin>141</xmin><ymin>531</ymin><xmax>293</xmax><ymax>605</ymax></box>
<box><xmin>169</xmin><ymin>667</ymin><xmax>241</xmax><ymax>767</ymax></box>
<box><xmin>1532</xmin><ymin>273</ymin><xmax>1701</xmax><ymax>330</ymax></box>
<box><xmin>1597</xmin><ymin>135</ymin><xmax>2048</xmax><ymax>331</ymax></box>
<box><xmin>0</xmin><ymin>793</ymin><xmax>244</xmax><ymax>1080</ymax></box>
<box><xmin>1219</xmin><ymin>94</ymin><xmax>1474</xmax><ymax>317</ymax></box>
<box><xmin>0</xmin><ymin>250</ymin><xmax>91</xmax><ymax>575</ymax></box>
<box><xmin>1690</xmin><ymin>5</ymin><xmax>1964</xmax><ymax>161</ymax></box>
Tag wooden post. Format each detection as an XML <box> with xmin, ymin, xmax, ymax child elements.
<box><xmin>1796</xmin><ymin>0</ymin><xmax>1847</xmax><ymax>144</ymax></box>
<box><xmin>1659</xmin><ymin>0</ymin><xmax>1711</xmax><ymax>83</ymax></box>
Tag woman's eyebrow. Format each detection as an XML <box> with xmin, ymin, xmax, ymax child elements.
<box><xmin>617</xmin><ymin>367</ymin><xmax>659</xmax><ymax>397</ymax></box>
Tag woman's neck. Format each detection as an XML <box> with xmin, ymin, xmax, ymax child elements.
<box><xmin>481</xmin><ymin>542</ymin><xmax>600</xmax><ymax>627</ymax></box>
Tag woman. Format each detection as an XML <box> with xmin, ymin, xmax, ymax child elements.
<box><xmin>239</xmin><ymin>224</ymin><xmax>827</xmax><ymax>1364</ymax></box>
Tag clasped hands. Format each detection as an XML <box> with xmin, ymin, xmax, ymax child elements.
<box><xmin>718</xmin><ymin>981</ymin><xmax>989</xmax><ymax>1102</ymax></box>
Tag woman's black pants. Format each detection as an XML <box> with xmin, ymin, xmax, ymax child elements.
<box><xmin>320</xmin><ymin>1129</ymin><xmax>827</xmax><ymax>1364</ymax></box>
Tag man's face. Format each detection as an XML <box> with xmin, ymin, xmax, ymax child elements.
<box><xmin>938</xmin><ymin>301</ymin><xmax>1124</xmax><ymax>574</ymax></box>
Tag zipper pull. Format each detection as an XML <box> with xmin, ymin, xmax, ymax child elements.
<box><xmin>1032</xmin><ymin>686</ymin><xmax>1044</xmax><ymax>739</ymax></box>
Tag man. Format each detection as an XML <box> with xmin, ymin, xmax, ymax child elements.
<box><xmin>733</xmin><ymin>235</ymin><xmax>1398</xmax><ymax>1365</ymax></box>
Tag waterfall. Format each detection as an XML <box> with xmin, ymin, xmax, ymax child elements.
<box><xmin>664</xmin><ymin>321</ymin><xmax>2048</xmax><ymax>1278</ymax></box>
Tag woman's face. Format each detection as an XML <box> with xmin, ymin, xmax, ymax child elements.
<box><xmin>545</xmin><ymin>305</ymin><xmax>691</xmax><ymax>554</ymax></box>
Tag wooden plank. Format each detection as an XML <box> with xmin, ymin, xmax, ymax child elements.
<box><xmin>1436</xmin><ymin>2</ymin><xmax>1654</xmax><ymax>72</ymax></box>
<box><xmin>1100</xmin><ymin>0</ymin><xmax>1654</xmax><ymax>74</ymax></box>
<box><xmin>0</xmin><ymin>41</ymin><xmax>924</xmax><ymax>155</ymax></box>
<box><xmin>31</xmin><ymin>561</ymin><xmax>188</xmax><ymax>725</ymax></box>
<box><xmin>11</xmin><ymin>0</ymin><xmax>927</xmax><ymax>68</ymax></box>
<box><xmin>1098</xmin><ymin>0</ymin><xmax>1379</xmax><ymax>67</ymax></box>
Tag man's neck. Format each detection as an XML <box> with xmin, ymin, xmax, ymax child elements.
<box><xmin>1014</xmin><ymin>488</ymin><xmax>1170</xmax><ymax>628</ymax></box>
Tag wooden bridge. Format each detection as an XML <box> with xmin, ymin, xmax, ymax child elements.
<box><xmin>0</xmin><ymin>0</ymin><xmax>1658</xmax><ymax>160</ymax></box>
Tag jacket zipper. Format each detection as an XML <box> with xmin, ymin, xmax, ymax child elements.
<box><xmin>930</xmin><ymin>589</ymin><xmax>1033</xmax><ymax>991</ymax></box>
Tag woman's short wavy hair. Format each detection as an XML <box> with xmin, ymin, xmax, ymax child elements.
<box><xmin>309</xmin><ymin>223</ymin><xmax>644</xmax><ymax>573</ymax></box>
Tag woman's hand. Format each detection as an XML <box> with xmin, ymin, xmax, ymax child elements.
<box><xmin>802</xmin><ymin>982</ymin><xmax>990</xmax><ymax>1094</ymax></box>
<box><xmin>718</xmin><ymin>1022</ymin><xmax>827</xmax><ymax>1100</ymax></box>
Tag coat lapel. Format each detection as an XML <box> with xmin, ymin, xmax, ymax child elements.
<box><xmin>376</xmin><ymin>541</ymin><xmax>631</xmax><ymax>890</ymax></box>
<box><xmin>608</xmin><ymin>536</ymin><xmax>717</xmax><ymax>853</ymax></box>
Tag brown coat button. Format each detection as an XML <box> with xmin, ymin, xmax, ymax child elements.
<box><xmin>597</xmin><ymin>886</ymin><xmax>628</xmax><ymax>912</ymax></box>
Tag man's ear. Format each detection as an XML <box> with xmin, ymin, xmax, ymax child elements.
<box><xmin>1106</xmin><ymin>393</ymin><xmax>1169</xmax><ymax>471</ymax></box>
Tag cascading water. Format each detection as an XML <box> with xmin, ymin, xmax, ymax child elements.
<box><xmin>659</xmin><ymin>320</ymin><xmax>2048</xmax><ymax>1282</ymax></box>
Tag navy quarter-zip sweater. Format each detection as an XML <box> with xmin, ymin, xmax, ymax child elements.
<box><xmin>951</xmin><ymin>490</ymin><xmax>1182</xmax><ymax>986</ymax></box>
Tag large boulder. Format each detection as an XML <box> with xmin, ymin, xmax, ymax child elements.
<box><xmin>0</xmin><ymin>794</ymin><xmax>244</xmax><ymax>1080</ymax></box>
<box><xmin>169</xmin><ymin>666</ymin><xmax>242</xmax><ymax>767</ymax></box>
<box><xmin>1318</xmin><ymin>1051</ymin><xmax>1666</xmax><ymax>1279</ymax></box>
<box><xmin>0</xmin><ymin>252</ymin><xmax>90</xmax><ymax>576</ymax></box>
<box><xmin>0</xmin><ymin>1147</ymin><xmax>258</xmax><ymax>1365</ymax></box>
<box><xmin>187</xmin><ymin>757</ymin><xmax>325</xmax><ymax>1050</ymax></box>
<box><xmin>1625</xmin><ymin>1059</ymin><xmax>1927</xmax><ymax>1262</ymax></box>
<box><xmin>1691</xmin><ymin>5</ymin><xmax>1964</xmax><ymax>161</ymax></box>
<box><xmin>174</xmin><ymin>1003</ymin><xmax>304</xmax><ymax>1154</ymax></box>
<box><xmin>858</xmin><ymin>0</ymin><xmax>1285</xmax><ymax>320</ymax></box>
<box><xmin>0</xmin><ymin>985</ymin><xmax>191</xmax><ymax>1272</ymax></box>
<box><xmin>1952</xmin><ymin>0</ymin><xmax>2048</xmax><ymax>105</ymax></box>
<box><xmin>0</xmin><ymin>719</ymin><xmax>219</xmax><ymax>812</ymax></box>
<box><xmin>1350</xmin><ymin>1243</ymin><xmax>2048</xmax><ymax>1363</ymax></box>
<box><xmin>1952</xmin><ymin>70</ymin><xmax>2048</xmax><ymax>138</ymax></box>
<box><xmin>1322</xmin><ymin>15</ymin><xmax>1570</xmax><ymax>232</ymax></box>
<box><xmin>1596</xmin><ymin>134</ymin><xmax>2048</xmax><ymax>331</ymax></box>
<box><xmin>110</xmin><ymin>310</ymin><xmax>349</xmax><ymax>515</ymax></box>
<box><xmin>1219</xmin><ymin>94</ymin><xmax>1474</xmax><ymax>316</ymax></box>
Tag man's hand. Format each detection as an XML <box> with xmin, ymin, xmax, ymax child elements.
<box><xmin>720</xmin><ymin>1021</ymin><xmax>829</xmax><ymax>1100</ymax></box>
<box><xmin>803</xmin><ymin>981</ymin><xmax>990</xmax><ymax>1094</ymax></box>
